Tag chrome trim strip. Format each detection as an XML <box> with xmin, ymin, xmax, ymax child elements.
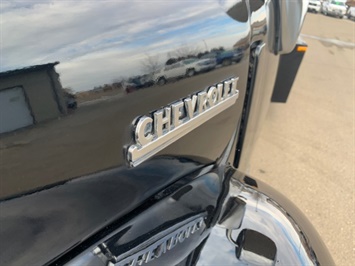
<box><xmin>109</xmin><ymin>216</ymin><xmax>205</xmax><ymax>266</ymax></box>
<box><xmin>127</xmin><ymin>78</ymin><xmax>239</xmax><ymax>167</ymax></box>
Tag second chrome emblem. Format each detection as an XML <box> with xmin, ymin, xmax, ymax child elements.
<box><xmin>126</xmin><ymin>77</ymin><xmax>239</xmax><ymax>167</ymax></box>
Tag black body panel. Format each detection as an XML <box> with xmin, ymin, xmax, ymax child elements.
<box><xmin>0</xmin><ymin>158</ymin><xmax>208</xmax><ymax>265</ymax></box>
<box><xmin>0</xmin><ymin>1</ymin><xmax>255</xmax><ymax>263</ymax></box>
<box><xmin>0</xmin><ymin>1</ymin><xmax>333</xmax><ymax>266</ymax></box>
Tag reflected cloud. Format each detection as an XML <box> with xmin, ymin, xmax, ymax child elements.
<box><xmin>2</xmin><ymin>0</ymin><xmax>246</xmax><ymax>91</ymax></box>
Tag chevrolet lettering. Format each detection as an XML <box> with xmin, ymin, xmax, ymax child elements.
<box><xmin>101</xmin><ymin>217</ymin><xmax>205</xmax><ymax>266</ymax></box>
<box><xmin>127</xmin><ymin>77</ymin><xmax>239</xmax><ymax>167</ymax></box>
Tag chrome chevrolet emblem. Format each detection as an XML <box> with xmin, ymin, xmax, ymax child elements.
<box><xmin>106</xmin><ymin>216</ymin><xmax>205</xmax><ymax>266</ymax></box>
<box><xmin>126</xmin><ymin>77</ymin><xmax>239</xmax><ymax>167</ymax></box>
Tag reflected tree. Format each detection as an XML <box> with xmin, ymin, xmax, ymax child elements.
<box><xmin>63</xmin><ymin>87</ymin><xmax>75</xmax><ymax>94</ymax></box>
<box><xmin>141</xmin><ymin>54</ymin><xmax>160</xmax><ymax>75</ymax></box>
<box><xmin>173</xmin><ymin>43</ymin><xmax>201</xmax><ymax>58</ymax></box>
<box><xmin>165</xmin><ymin>44</ymin><xmax>202</xmax><ymax>65</ymax></box>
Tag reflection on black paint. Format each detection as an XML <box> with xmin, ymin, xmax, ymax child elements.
<box><xmin>172</xmin><ymin>185</ymin><xmax>193</xmax><ymax>201</ymax></box>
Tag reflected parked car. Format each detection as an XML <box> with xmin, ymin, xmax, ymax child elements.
<box><xmin>183</xmin><ymin>58</ymin><xmax>217</xmax><ymax>76</ymax></box>
<box><xmin>347</xmin><ymin>6</ymin><xmax>355</xmax><ymax>20</ymax></box>
<box><xmin>201</xmin><ymin>49</ymin><xmax>243</xmax><ymax>66</ymax></box>
<box><xmin>321</xmin><ymin>0</ymin><xmax>347</xmax><ymax>18</ymax></box>
<box><xmin>123</xmin><ymin>75</ymin><xmax>154</xmax><ymax>93</ymax></box>
<box><xmin>153</xmin><ymin>61</ymin><xmax>187</xmax><ymax>85</ymax></box>
<box><xmin>64</xmin><ymin>91</ymin><xmax>77</xmax><ymax>110</ymax></box>
<box><xmin>308</xmin><ymin>0</ymin><xmax>321</xmax><ymax>13</ymax></box>
<box><xmin>154</xmin><ymin>58</ymin><xmax>217</xmax><ymax>85</ymax></box>
<box><xmin>232</xmin><ymin>48</ymin><xmax>244</xmax><ymax>62</ymax></box>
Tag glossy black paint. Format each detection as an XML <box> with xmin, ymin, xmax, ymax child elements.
<box><xmin>0</xmin><ymin>157</ymin><xmax>209</xmax><ymax>265</ymax></box>
<box><xmin>0</xmin><ymin>1</ymin><xmax>250</xmax><ymax>199</ymax></box>
<box><xmin>55</xmin><ymin>162</ymin><xmax>229</xmax><ymax>266</ymax></box>
<box><xmin>100</xmin><ymin>171</ymin><xmax>220</xmax><ymax>266</ymax></box>
<box><xmin>0</xmin><ymin>1</ymin><xmax>334</xmax><ymax>266</ymax></box>
<box><xmin>1</xmin><ymin>1</ymin><xmax>254</xmax><ymax>265</ymax></box>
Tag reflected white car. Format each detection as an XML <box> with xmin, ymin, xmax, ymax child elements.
<box><xmin>321</xmin><ymin>0</ymin><xmax>347</xmax><ymax>18</ymax></box>
<box><xmin>182</xmin><ymin>58</ymin><xmax>217</xmax><ymax>77</ymax></box>
<box><xmin>153</xmin><ymin>61</ymin><xmax>187</xmax><ymax>85</ymax></box>
<box><xmin>154</xmin><ymin>58</ymin><xmax>217</xmax><ymax>85</ymax></box>
<box><xmin>308</xmin><ymin>0</ymin><xmax>321</xmax><ymax>13</ymax></box>
<box><xmin>347</xmin><ymin>7</ymin><xmax>355</xmax><ymax>20</ymax></box>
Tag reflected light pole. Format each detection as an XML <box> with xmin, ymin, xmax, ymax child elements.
<box><xmin>203</xmin><ymin>39</ymin><xmax>209</xmax><ymax>52</ymax></box>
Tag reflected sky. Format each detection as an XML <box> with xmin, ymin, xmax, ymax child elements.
<box><xmin>1</xmin><ymin>0</ymin><xmax>247</xmax><ymax>91</ymax></box>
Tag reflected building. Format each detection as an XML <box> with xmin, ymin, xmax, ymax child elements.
<box><xmin>0</xmin><ymin>62</ymin><xmax>66</xmax><ymax>134</ymax></box>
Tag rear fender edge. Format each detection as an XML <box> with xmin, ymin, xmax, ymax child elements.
<box><xmin>197</xmin><ymin>169</ymin><xmax>334</xmax><ymax>266</ymax></box>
